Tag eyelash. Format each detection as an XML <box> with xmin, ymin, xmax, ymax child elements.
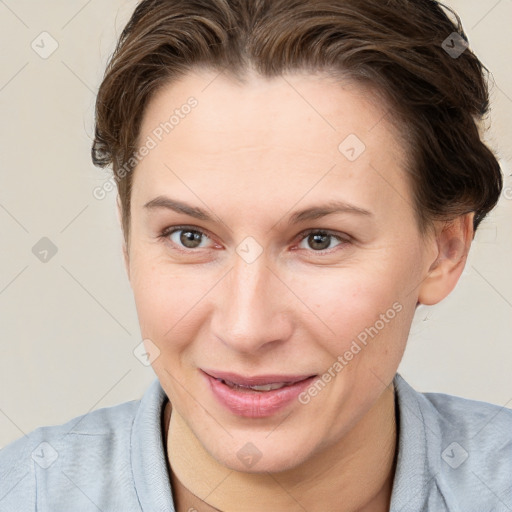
<box><xmin>158</xmin><ymin>225</ymin><xmax>351</xmax><ymax>254</ymax></box>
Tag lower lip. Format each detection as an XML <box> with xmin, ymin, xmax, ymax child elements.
<box><xmin>203</xmin><ymin>372</ymin><xmax>317</xmax><ymax>418</ymax></box>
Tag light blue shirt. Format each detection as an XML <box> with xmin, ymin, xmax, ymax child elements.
<box><xmin>1</xmin><ymin>373</ymin><xmax>511</xmax><ymax>511</ymax></box>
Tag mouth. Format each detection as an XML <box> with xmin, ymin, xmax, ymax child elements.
<box><xmin>201</xmin><ymin>369</ymin><xmax>318</xmax><ymax>418</ymax></box>
<box><xmin>201</xmin><ymin>369</ymin><xmax>316</xmax><ymax>390</ymax></box>
<box><xmin>215</xmin><ymin>380</ymin><xmax>298</xmax><ymax>392</ymax></box>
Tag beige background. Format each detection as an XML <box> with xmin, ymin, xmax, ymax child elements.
<box><xmin>0</xmin><ymin>0</ymin><xmax>511</xmax><ymax>448</ymax></box>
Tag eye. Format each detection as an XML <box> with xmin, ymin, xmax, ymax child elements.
<box><xmin>159</xmin><ymin>226</ymin><xmax>350</xmax><ymax>254</ymax></box>
<box><xmin>297</xmin><ymin>230</ymin><xmax>349</xmax><ymax>252</ymax></box>
<box><xmin>160</xmin><ymin>226</ymin><xmax>214</xmax><ymax>250</ymax></box>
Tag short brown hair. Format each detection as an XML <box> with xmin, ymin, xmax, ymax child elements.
<box><xmin>92</xmin><ymin>0</ymin><xmax>503</xmax><ymax>244</ymax></box>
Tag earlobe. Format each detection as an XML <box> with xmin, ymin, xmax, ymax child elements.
<box><xmin>417</xmin><ymin>213</ymin><xmax>474</xmax><ymax>306</ymax></box>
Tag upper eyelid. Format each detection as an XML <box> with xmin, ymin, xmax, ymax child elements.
<box><xmin>298</xmin><ymin>228</ymin><xmax>349</xmax><ymax>241</ymax></box>
<box><xmin>161</xmin><ymin>225</ymin><xmax>213</xmax><ymax>239</ymax></box>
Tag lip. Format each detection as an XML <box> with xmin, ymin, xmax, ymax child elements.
<box><xmin>201</xmin><ymin>369</ymin><xmax>315</xmax><ymax>386</ymax></box>
<box><xmin>201</xmin><ymin>370</ymin><xmax>317</xmax><ymax>418</ymax></box>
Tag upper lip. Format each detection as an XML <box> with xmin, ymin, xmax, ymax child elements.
<box><xmin>202</xmin><ymin>369</ymin><xmax>316</xmax><ymax>386</ymax></box>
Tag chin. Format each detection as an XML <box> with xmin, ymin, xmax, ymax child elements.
<box><xmin>206</xmin><ymin>435</ymin><xmax>311</xmax><ymax>475</ymax></box>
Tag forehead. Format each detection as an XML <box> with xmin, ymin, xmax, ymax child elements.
<box><xmin>133</xmin><ymin>69</ymin><xmax>412</xmax><ymax>223</ymax></box>
<box><xmin>140</xmin><ymin>69</ymin><xmax>395</xmax><ymax>155</ymax></box>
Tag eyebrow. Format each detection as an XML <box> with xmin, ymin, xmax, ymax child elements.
<box><xmin>143</xmin><ymin>196</ymin><xmax>373</xmax><ymax>224</ymax></box>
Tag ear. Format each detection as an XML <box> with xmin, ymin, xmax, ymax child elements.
<box><xmin>417</xmin><ymin>213</ymin><xmax>474</xmax><ymax>306</ymax></box>
<box><xmin>116</xmin><ymin>195</ymin><xmax>130</xmax><ymax>280</ymax></box>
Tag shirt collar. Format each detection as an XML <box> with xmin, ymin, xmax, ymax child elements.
<box><xmin>130</xmin><ymin>374</ymin><xmax>440</xmax><ymax>512</ymax></box>
<box><xmin>131</xmin><ymin>378</ymin><xmax>175</xmax><ymax>511</ymax></box>
<box><xmin>390</xmin><ymin>372</ymin><xmax>442</xmax><ymax>511</ymax></box>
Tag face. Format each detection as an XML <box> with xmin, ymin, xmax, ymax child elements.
<box><xmin>126</xmin><ymin>69</ymin><xmax>437</xmax><ymax>472</ymax></box>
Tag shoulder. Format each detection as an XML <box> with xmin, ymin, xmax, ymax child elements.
<box><xmin>423</xmin><ymin>387</ymin><xmax>512</xmax><ymax>433</ymax></box>
<box><xmin>420</xmin><ymin>386</ymin><xmax>512</xmax><ymax>461</ymax></box>
<box><xmin>394</xmin><ymin>374</ymin><xmax>512</xmax><ymax>510</ymax></box>
<box><xmin>427</xmin><ymin>390</ymin><xmax>512</xmax><ymax>509</ymax></box>
<box><xmin>396</xmin><ymin>374</ymin><xmax>512</xmax><ymax>448</ymax></box>
<box><xmin>0</xmin><ymin>397</ymin><xmax>141</xmax><ymax>511</ymax></box>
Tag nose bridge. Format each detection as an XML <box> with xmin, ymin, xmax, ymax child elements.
<box><xmin>213</xmin><ymin>251</ymin><xmax>290</xmax><ymax>352</ymax></box>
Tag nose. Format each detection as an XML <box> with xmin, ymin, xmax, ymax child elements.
<box><xmin>211</xmin><ymin>252</ymin><xmax>294</xmax><ymax>355</ymax></box>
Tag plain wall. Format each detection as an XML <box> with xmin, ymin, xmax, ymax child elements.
<box><xmin>1</xmin><ymin>0</ymin><xmax>511</xmax><ymax>448</ymax></box>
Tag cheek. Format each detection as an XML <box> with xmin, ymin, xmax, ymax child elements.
<box><xmin>296</xmin><ymin>258</ymin><xmax>416</xmax><ymax>362</ymax></box>
<box><xmin>130</xmin><ymin>256</ymin><xmax>211</xmax><ymax>345</ymax></box>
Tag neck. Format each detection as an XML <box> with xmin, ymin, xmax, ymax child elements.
<box><xmin>163</xmin><ymin>388</ymin><xmax>398</xmax><ymax>512</ymax></box>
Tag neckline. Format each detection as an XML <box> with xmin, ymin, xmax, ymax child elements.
<box><xmin>130</xmin><ymin>374</ymin><xmax>434</xmax><ymax>511</ymax></box>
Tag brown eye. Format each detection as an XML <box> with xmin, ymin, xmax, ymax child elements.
<box><xmin>179</xmin><ymin>230</ymin><xmax>203</xmax><ymax>249</ymax></box>
<box><xmin>307</xmin><ymin>232</ymin><xmax>332</xmax><ymax>251</ymax></box>
<box><xmin>161</xmin><ymin>226</ymin><xmax>212</xmax><ymax>250</ymax></box>
<box><xmin>298</xmin><ymin>230</ymin><xmax>347</xmax><ymax>252</ymax></box>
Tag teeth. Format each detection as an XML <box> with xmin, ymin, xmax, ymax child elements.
<box><xmin>246</xmin><ymin>382</ymin><xmax>288</xmax><ymax>391</ymax></box>
<box><xmin>221</xmin><ymin>379</ymin><xmax>290</xmax><ymax>391</ymax></box>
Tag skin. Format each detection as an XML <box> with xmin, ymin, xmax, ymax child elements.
<box><xmin>121</xmin><ymin>69</ymin><xmax>473</xmax><ymax>511</ymax></box>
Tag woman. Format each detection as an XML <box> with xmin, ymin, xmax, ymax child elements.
<box><xmin>1</xmin><ymin>0</ymin><xmax>510</xmax><ymax>511</ymax></box>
